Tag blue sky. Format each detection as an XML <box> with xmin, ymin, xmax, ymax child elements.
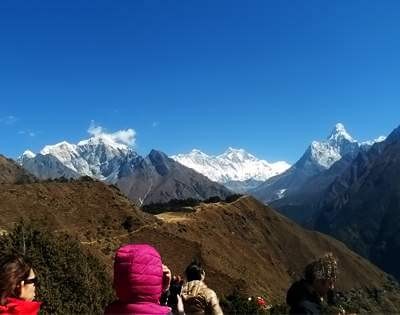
<box><xmin>0</xmin><ymin>0</ymin><xmax>399</xmax><ymax>163</ymax></box>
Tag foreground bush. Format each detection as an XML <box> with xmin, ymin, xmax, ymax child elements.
<box><xmin>0</xmin><ymin>222</ymin><xmax>114</xmax><ymax>314</ymax></box>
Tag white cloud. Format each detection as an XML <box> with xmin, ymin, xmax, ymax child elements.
<box><xmin>87</xmin><ymin>121</ymin><xmax>136</xmax><ymax>146</ymax></box>
<box><xmin>0</xmin><ymin>115</ymin><xmax>18</xmax><ymax>125</ymax></box>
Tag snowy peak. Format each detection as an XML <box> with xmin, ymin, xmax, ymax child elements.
<box><xmin>171</xmin><ymin>148</ymin><xmax>290</xmax><ymax>183</ymax></box>
<box><xmin>20</xmin><ymin>134</ymin><xmax>139</xmax><ymax>182</ymax></box>
<box><xmin>305</xmin><ymin>123</ymin><xmax>386</xmax><ymax>170</ymax></box>
<box><xmin>308</xmin><ymin>123</ymin><xmax>359</xmax><ymax>169</ymax></box>
<box><xmin>16</xmin><ymin>150</ymin><xmax>37</xmax><ymax>165</ymax></box>
<box><xmin>77</xmin><ymin>134</ymin><xmax>129</xmax><ymax>152</ymax></box>
<box><xmin>185</xmin><ymin>149</ymin><xmax>211</xmax><ymax>159</ymax></box>
<box><xmin>41</xmin><ymin>141</ymin><xmax>79</xmax><ymax>160</ymax></box>
<box><xmin>21</xmin><ymin>150</ymin><xmax>36</xmax><ymax>159</ymax></box>
<box><xmin>327</xmin><ymin>123</ymin><xmax>356</xmax><ymax>143</ymax></box>
<box><xmin>218</xmin><ymin>147</ymin><xmax>257</xmax><ymax>162</ymax></box>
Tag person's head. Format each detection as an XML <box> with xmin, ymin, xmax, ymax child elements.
<box><xmin>0</xmin><ymin>254</ymin><xmax>37</xmax><ymax>305</ymax></box>
<box><xmin>304</xmin><ymin>253</ymin><xmax>338</xmax><ymax>297</ymax></box>
<box><xmin>185</xmin><ymin>261</ymin><xmax>205</xmax><ymax>282</ymax></box>
<box><xmin>113</xmin><ymin>244</ymin><xmax>165</xmax><ymax>303</ymax></box>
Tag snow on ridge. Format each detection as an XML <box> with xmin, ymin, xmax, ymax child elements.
<box><xmin>171</xmin><ymin>148</ymin><xmax>291</xmax><ymax>183</ymax></box>
<box><xmin>41</xmin><ymin>141</ymin><xmax>78</xmax><ymax>156</ymax></box>
<box><xmin>327</xmin><ymin>123</ymin><xmax>356</xmax><ymax>143</ymax></box>
<box><xmin>21</xmin><ymin>150</ymin><xmax>36</xmax><ymax>159</ymax></box>
<box><xmin>77</xmin><ymin>134</ymin><xmax>129</xmax><ymax>152</ymax></box>
<box><xmin>360</xmin><ymin>136</ymin><xmax>386</xmax><ymax>147</ymax></box>
<box><xmin>22</xmin><ymin>131</ymin><xmax>137</xmax><ymax>180</ymax></box>
<box><xmin>310</xmin><ymin>123</ymin><xmax>386</xmax><ymax>169</ymax></box>
<box><xmin>310</xmin><ymin>122</ymin><xmax>356</xmax><ymax>169</ymax></box>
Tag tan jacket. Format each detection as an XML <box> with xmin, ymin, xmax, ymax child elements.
<box><xmin>181</xmin><ymin>280</ymin><xmax>223</xmax><ymax>315</ymax></box>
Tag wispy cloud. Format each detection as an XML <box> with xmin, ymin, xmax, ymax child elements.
<box><xmin>0</xmin><ymin>115</ymin><xmax>18</xmax><ymax>125</ymax></box>
<box><xmin>152</xmin><ymin>121</ymin><xmax>159</xmax><ymax>128</ymax></box>
<box><xmin>18</xmin><ymin>130</ymin><xmax>37</xmax><ymax>137</ymax></box>
<box><xmin>88</xmin><ymin>121</ymin><xmax>136</xmax><ymax>146</ymax></box>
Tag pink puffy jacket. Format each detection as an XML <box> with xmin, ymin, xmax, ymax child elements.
<box><xmin>105</xmin><ymin>244</ymin><xmax>171</xmax><ymax>315</ymax></box>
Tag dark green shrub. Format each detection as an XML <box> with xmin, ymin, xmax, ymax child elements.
<box><xmin>220</xmin><ymin>291</ymin><xmax>271</xmax><ymax>315</ymax></box>
<box><xmin>204</xmin><ymin>196</ymin><xmax>222</xmax><ymax>203</ymax></box>
<box><xmin>142</xmin><ymin>198</ymin><xmax>201</xmax><ymax>214</ymax></box>
<box><xmin>225</xmin><ymin>194</ymin><xmax>243</xmax><ymax>203</ymax></box>
<box><xmin>0</xmin><ymin>222</ymin><xmax>114</xmax><ymax>314</ymax></box>
<box><xmin>122</xmin><ymin>216</ymin><xmax>138</xmax><ymax>232</ymax></box>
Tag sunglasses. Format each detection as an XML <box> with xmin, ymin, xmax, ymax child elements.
<box><xmin>24</xmin><ymin>277</ymin><xmax>38</xmax><ymax>286</ymax></box>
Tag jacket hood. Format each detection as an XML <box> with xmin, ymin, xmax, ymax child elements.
<box><xmin>113</xmin><ymin>244</ymin><xmax>164</xmax><ymax>303</ymax></box>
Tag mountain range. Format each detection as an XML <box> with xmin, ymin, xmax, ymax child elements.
<box><xmin>171</xmin><ymin>148</ymin><xmax>290</xmax><ymax>192</ymax></box>
<box><xmin>18</xmin><ymin>136</ymin><xmax>231</xmax><ymax>205</ymax></box>
<box><xmin>17</xmin><ymin>122</ymin><xmax>386</xmax><ymax>208</ymax></box>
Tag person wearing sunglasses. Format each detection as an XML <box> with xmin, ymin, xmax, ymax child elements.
<box><xmin>0</xmin><ymin>254</ymin><xmax>41</xmax><ymax>315</ymax></box>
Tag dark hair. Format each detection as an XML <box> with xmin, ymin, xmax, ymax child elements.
<box><xmin>0</xmin><ymin>255</ymin><xmax>32</xmax><ymax>305</ymax></box>
<box><xmin>185</xmin><ymin>261</ymin><xmax>204</xmax><ymax>282</ymax></box>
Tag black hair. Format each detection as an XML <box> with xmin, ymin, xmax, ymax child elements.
<box><xmin>185</xmin><ymin>261</ymin><xmax>204</xmax><ymax>282</ymax></box>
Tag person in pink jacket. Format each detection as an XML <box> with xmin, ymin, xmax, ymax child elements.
<box><xmin>105</xmin><ymin>244</ymin><xmax>172</xmax><ymax>315</ymax></box>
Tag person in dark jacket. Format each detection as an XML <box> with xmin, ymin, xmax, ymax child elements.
<box><xmin>286</xmin><ymin>253</ymin><xmax>343</xmax><ymax>315</ymax></box>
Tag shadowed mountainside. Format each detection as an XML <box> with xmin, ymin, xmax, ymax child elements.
<box><xmin>313</xmin><ymin>126</ymin><xmax>400</xmax><ymax>280</ymax></box>
<box><xmin>0</xmin><ymin>154</ymin><xmax>36</xmax><ymax>184</ymax></box>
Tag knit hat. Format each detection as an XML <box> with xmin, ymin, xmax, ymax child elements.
<box><xmin>305</xmin><ymin>253</ymin><xmax>338</xmax><ymax>282</ymax></box>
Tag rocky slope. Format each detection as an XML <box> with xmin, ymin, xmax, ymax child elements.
<box><xmin>117</xmin><ymin>150</ymin><xmax>232</xmax><ymax>205</ymax></box>
<box><xmin>0</xmin><ymin>155</ymin><xmax>36</xmax><ymax>184</ymax></box>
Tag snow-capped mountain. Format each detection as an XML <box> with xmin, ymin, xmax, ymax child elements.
<box><xmin>309</xmin><ymin>123</ymin><xmax>359</xmax><ymax>169</ymax></box>
<box><xmin>251</xmin><ymin>123</ymin><xmax>385</xmax><ymax>204</ymax></box>
<box><xmin>17</xmin><ymin>134</ymin><xmax>231</xmax><ymax>205</ymax></box>
<box><xmin>171</xmin><ymin>147</ymin><xmax>290</xmax><ymax>184</ymax></box>
<box><xmin>18</xmin><ymin>135</ymin><xmax>140</xmax><ymax>183</ymax></box>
